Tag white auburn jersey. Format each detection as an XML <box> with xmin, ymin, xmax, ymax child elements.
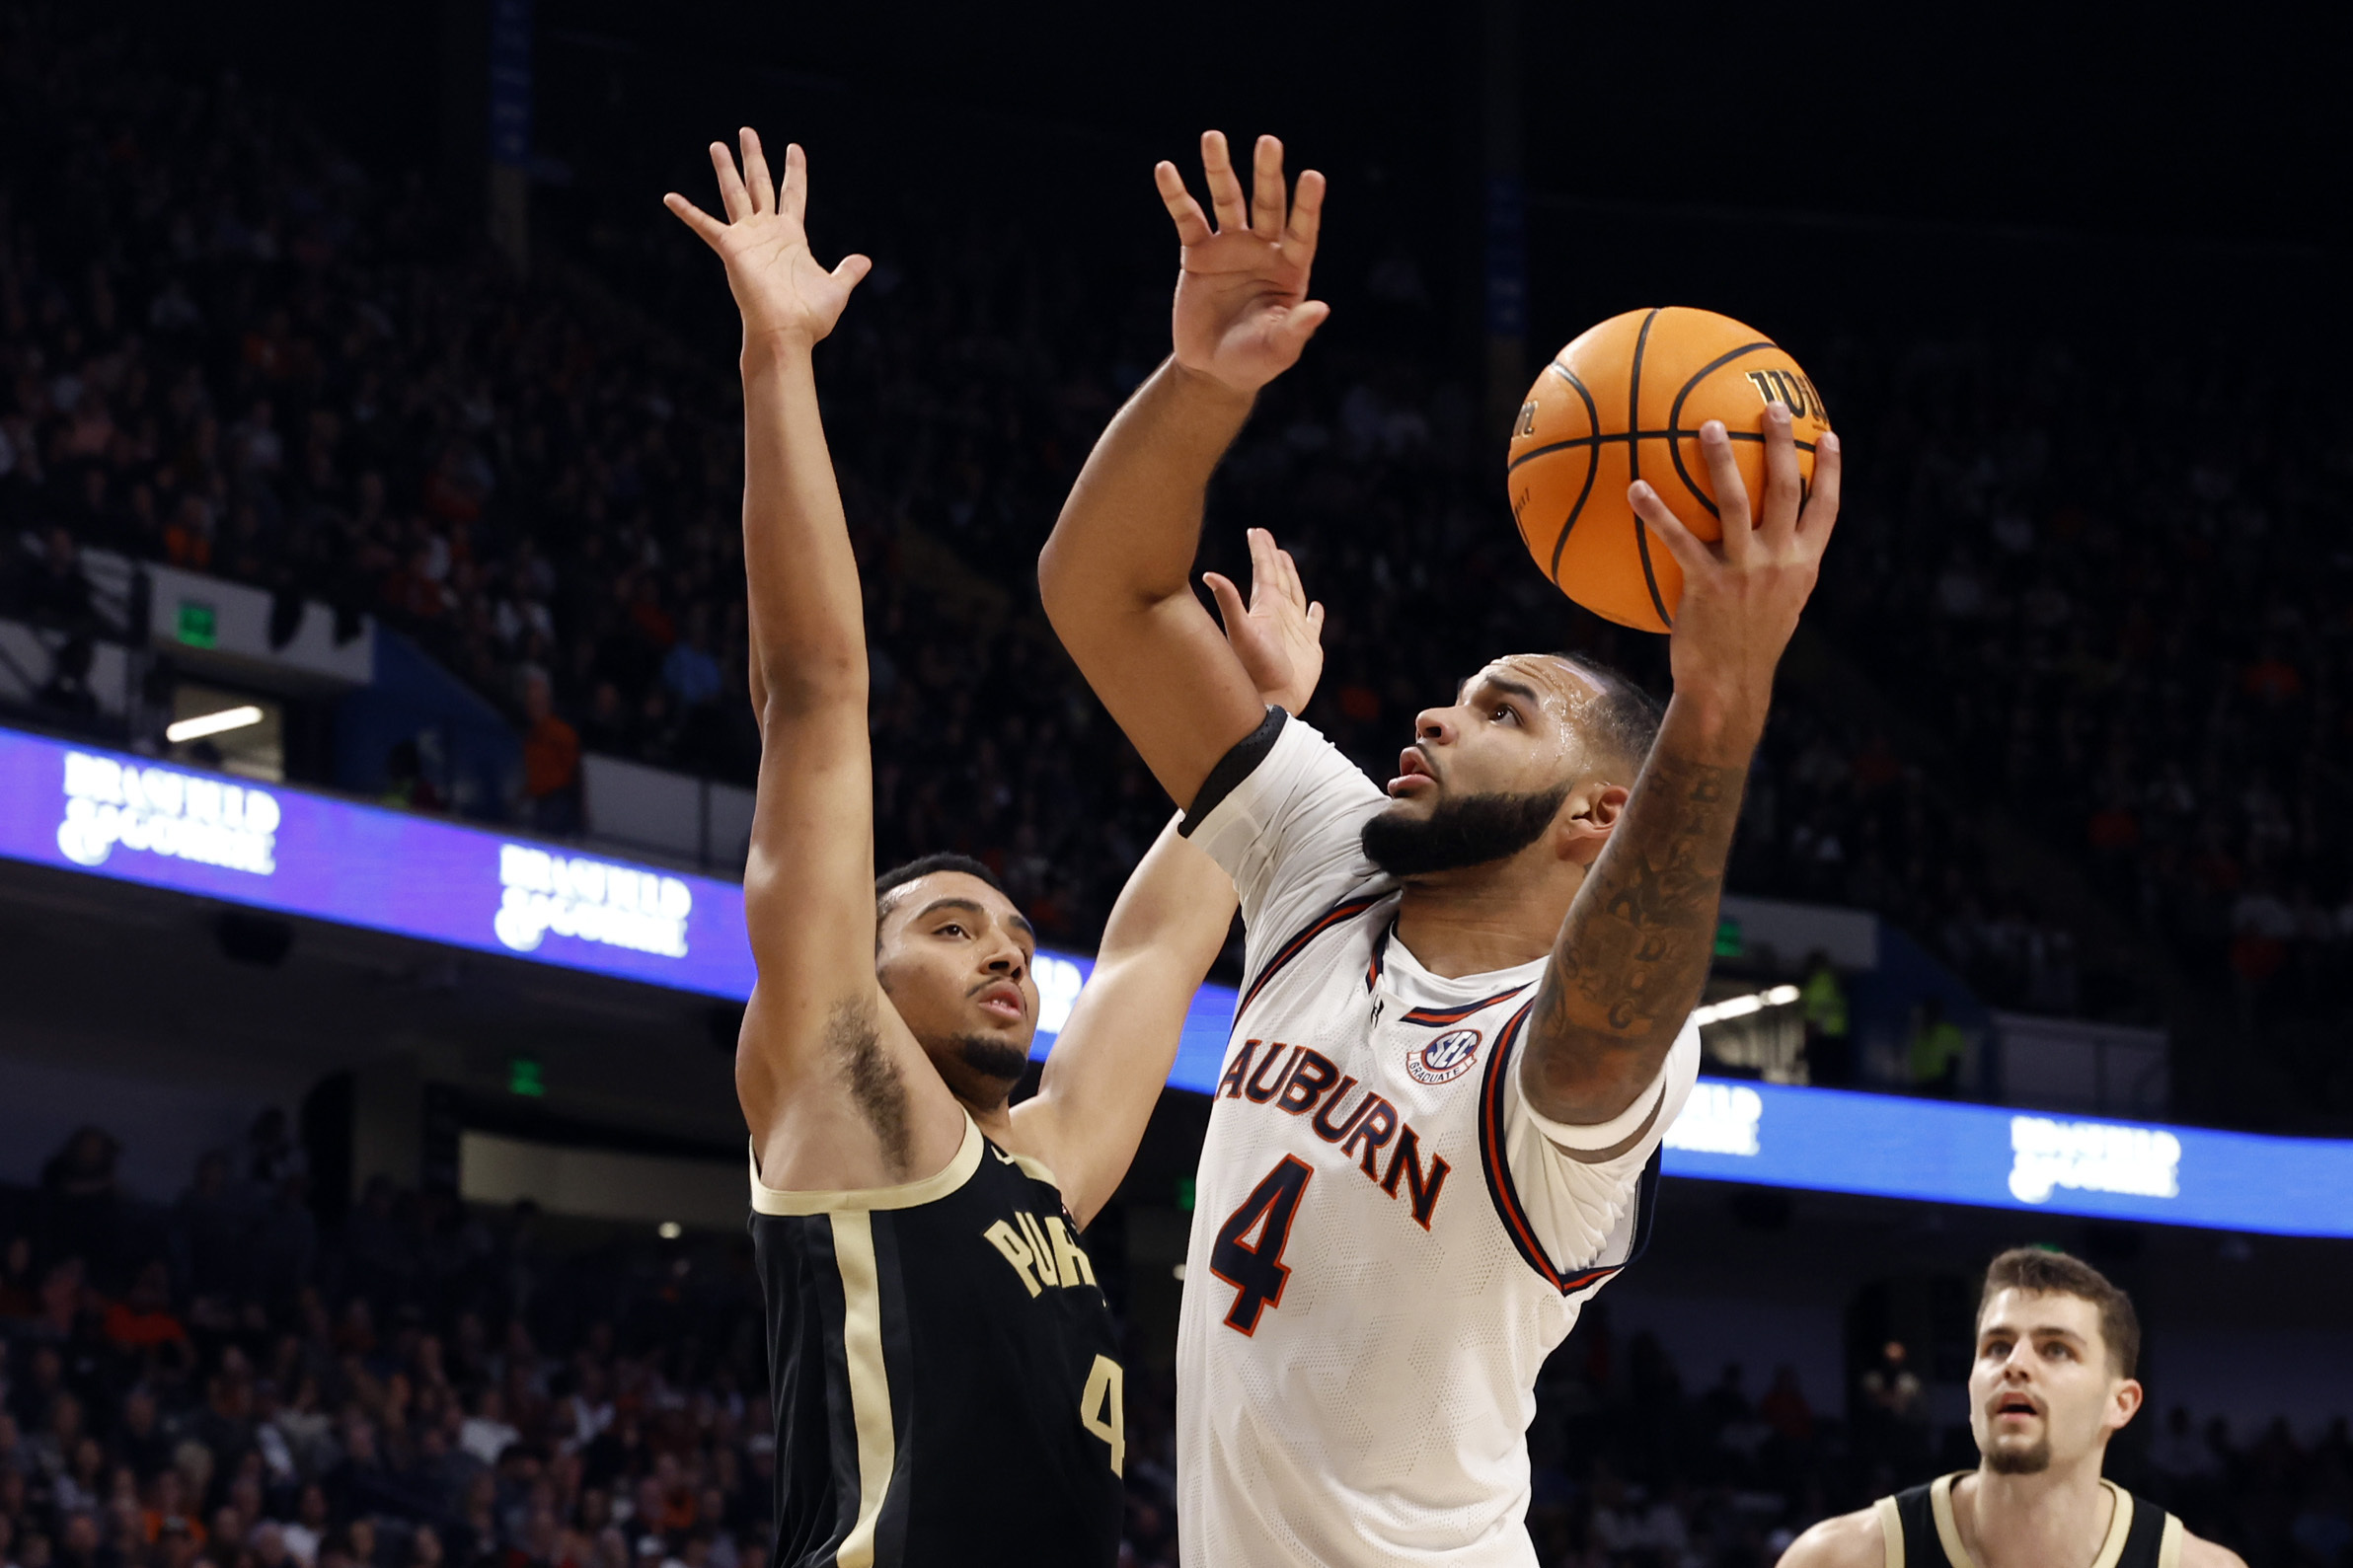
<box><xmin>1176</xmin><ymin>709</ymin><xmax>1700</xmax><ymax>1568</ymax></box>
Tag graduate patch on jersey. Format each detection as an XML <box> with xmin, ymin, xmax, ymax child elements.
<box><xmin>1407</xmin><ymin>1026</ymin><xmax>1483</xmax><ymax>1085</ymax></box>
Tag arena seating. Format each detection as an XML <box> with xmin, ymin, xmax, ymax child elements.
<box><xmin>2</xmin><ymin>1120</ymin><xmax>2344</xmax><ymax>1568</ymax></box>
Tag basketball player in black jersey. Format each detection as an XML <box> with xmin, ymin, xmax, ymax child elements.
<box><xmin>664</xmin><ymin>131</ymin><xmax>1326</xmax><ymax>1568</ymax></box>
<box><xmin>1780</xmin><ymin>1249</ymin><xmax>2243</xmax><ymax>1568</ymax></box>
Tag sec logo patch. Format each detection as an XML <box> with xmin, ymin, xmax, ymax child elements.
<box><xmin>1407</xmin><ymin>1027</ymin><xmax>1482</xmax><ymax>1085</ymax></box>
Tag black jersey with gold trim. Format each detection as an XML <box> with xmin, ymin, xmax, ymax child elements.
<box><xmin>1874</xmin><ymin>1472</ymin><xmax>2182</xmax><ymax>1568</ymax></box>
<box><xmin>750</xmin><ymin>1116</ymin><xmax>1124</xmax><ymax>1568</ymax></box>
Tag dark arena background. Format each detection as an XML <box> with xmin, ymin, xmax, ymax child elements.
<box><xmin>1</xmin><ymin>1</ymin><xmax>2348</xmax><ymax>1565</ymax></box>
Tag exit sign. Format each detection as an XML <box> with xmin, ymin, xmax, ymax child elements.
<box><xmin>176</xmin><ymin>601</ymin><xmax>218</xmax><ymax>648</ymax></box>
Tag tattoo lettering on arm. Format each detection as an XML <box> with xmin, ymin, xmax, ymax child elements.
<box><xmin>1527</xmin><ymin>750</ymin><xmax>1748</xmax><ymax>1124</ymax></box>
<box><xmin>831</xmin><ymin>999</ymin><xmax>913</xmax><ymax>1177</ymax></box>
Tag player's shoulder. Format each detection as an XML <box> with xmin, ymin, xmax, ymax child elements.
<box><xmin>1251</xmin><ymin>710</ymin><xmax>1379</xmax><ymax>798</ymax></box>
<box><xmin>1186</xmin><ymin>709</ymin><xmax>1381</xmax><ymax>858</ymax></box>
<box><xmin>2173</xmin><ymin>1526</ymin><xmax>2248</xmax><ymax>1568</ymax></box>
<box><xmin>1774</xmin><ymin>1505</ymin><xmax>1886</xmax><ymax>1568</ymax></box>
<box><xmin>981</xmin><ymin>1126</ymin><xmax>1068</xmax><ymax>1201</ymax></box>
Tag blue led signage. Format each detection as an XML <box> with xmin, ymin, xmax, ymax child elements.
<box><xmin>6</xmin><ymin>726</ymin><xmax>2348</xmax><ymax>1237</ymax></box>
<box><xmin>1658</xmin><ymin>1080</ymin><xmax>2351</xmax><ymax>1237</ymax></box>
<box><xmin>5</xmin><ymin>729</ymin><xmax>756</xmax><ymax>999</ymax></box>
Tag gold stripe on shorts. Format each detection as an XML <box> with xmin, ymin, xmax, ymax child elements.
<box><xmin>830</xmin><ymin>1211</ymin><xmax>895</xmax><ymax>1568</ymax></box>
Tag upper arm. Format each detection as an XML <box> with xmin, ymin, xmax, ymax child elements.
<box><xmin>740</xmin><ymin>696</ymin><xmax>875</xmax><ymax>1030</ymax></box>
<box><xmin>1503</xmin><ymin>1019</ymin><xmax>1699</xmax><ymax>1267</ymax></box>
<box><xmin>1011</xmin><ymin>821</ymin><xmax>1237</xmax><ymax>1227</ymax></box>
<box><xmin>1040</xmin><ymin>566</ymin><xmax>1266</xmax><ymax>810</ymax></box>
<box><xmin>1036</xmin><ymin>360</ymin><xmax>1269</xmax><ymax>809</ymax></box>
<box><xmin>1775</xmin><ymin>1510</ymin><xmax>1885</xmax><ymax>1568</ymax></box>
<box><xmin>1182</xmin><ymin>713</ymin><xmax>1388</xmax><ymax>953</ymax></box>
<box><xmin>735</xmin><ymin>695</ymin><xmax>957</xmax><ymax>1186</ymax></box>
<box><xmin>1521</xmin><ymin>721</ymin><xmax>1751</xmax><ymax>1126</ymax></box>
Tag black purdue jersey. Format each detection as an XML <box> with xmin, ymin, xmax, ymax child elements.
<box><xmin>1875</xmin><ymin>1472</ymin><xmax>2184</xmax><ymax>1568</ymax></box>
<box><xmin>750</xmin><ymin>1115</ymin><xmax>1124</xmax><ymax>1568</ymax></box>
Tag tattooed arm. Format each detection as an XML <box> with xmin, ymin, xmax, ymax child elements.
<box><xmin>1521</xmin><ymin>404</ymin><xmax>1843</xmax><ymax>1127</ymax></box>
<box><xmin>1521</xmin><ymin>715</ymin><xmax>1750</xmax><ymax>1123</ymax></box>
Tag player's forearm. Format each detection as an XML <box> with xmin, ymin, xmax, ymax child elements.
<box><xmin>1521</xmin><ymin>693</ymin><xmax>1754</xmax><ymax>1123</ymax></box>
<box><xmin>1038</xmin><ymin>357</ymin><xmax>1255</xmax><ymax>620</ymax></box>
<box><xmin>1025</xmin><ymin>822</ymin><xmax>1236</xmax><ymax>1225</ymax></box>
<box><xmin>740</xmin><ymin>335</ymin><xmax>868</xmax><ymax>713</ymax></box>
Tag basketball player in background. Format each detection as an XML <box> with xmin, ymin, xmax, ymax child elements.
<box><xmin>664</xmin><ymin>130</ymin><xmax>1326</xmax><ymax>1568</ymax></box>
<box><xmin>1780</xmin><ymin>1248</ymin><xmax>2244</xmax><ymax>1568</ymax></box>
<box><xmin>1037</xmin><ymin>131</ymin><xmax>1842</xmax><ymax>1566</ymax></box>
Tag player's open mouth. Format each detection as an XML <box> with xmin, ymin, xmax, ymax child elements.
<box><xmin>1993</xmin><ymin>1393</ymin><xmax>2039</xmax><ymax>1421</ymax></box>
<box><xmin>1388</xmin><ymin>749</ymin><xmax>1437</xmax><ymax>796</ymax></box>
<box><xmin>974</xmin><ymin>984</ymin><xmax>1025</xmax><ymax>1022</ymax></box>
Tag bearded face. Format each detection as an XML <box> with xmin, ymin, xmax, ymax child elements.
<box><xmin>1360</xmin><ymin>783</ymin><xmax>1572</xmax><ymax>878</ymax></box>
<box><xmin>954</xmin><ymin>1034</ymin><xmax>1029</xmax><ymax>1083</ymax></box>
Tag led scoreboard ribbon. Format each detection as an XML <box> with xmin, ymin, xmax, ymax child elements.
<box><xmin>4</xmin><ymin>726</ymin><xmax>2348</xmax><ymax>1237</ymax></box>
<box><xmin>6</xmin><ymin>729</ymin><xmax>757</xmax><ymax>1001</ymax></box>
<box><xmin>1661</xmin><ymin>1081</ymin><xmax>2351</xmax><ymax>1238</ymax></box>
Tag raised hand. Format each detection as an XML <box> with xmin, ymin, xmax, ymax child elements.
<box><xmin>1629</xmin><ymin>405</ymin><xmax>1843</xmax><ymax>739</ymax></box>
<box><xmin>665</xmin><ymin>130</ymin><xmax>871</xmax><ymax>350</ymax></box>
<box><xmin>1156</xmin><ymin>131</ymin><xmax>1329</xmax><ymax>397</ymax></box>
<box><xmin>1205</xmin><ymin>527</ymin><xmax>1327</xmax><ymax>717</ymax></box>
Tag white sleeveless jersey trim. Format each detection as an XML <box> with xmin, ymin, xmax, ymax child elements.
<box><xmin>1178</xmin><ymin>716</ymin><xmax>1699</xmax><ymax>1567</ymax></box>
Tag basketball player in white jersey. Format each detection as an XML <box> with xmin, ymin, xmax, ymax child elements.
<box><xmin>1037</xmin><ymin>131</ymin><xmax>1843</xmax><ymax>1565</ymax></box>
<box><xmin>1780</xmin><ymin>1248</ymin><xmax>2244</xmax><ymax>1568</ymax></box>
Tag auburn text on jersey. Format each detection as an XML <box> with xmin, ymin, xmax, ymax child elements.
<box><xmin>1215</xmin><ymin>1038</ymin><xmax>1450</xmax><ymax>1230</ymax></box>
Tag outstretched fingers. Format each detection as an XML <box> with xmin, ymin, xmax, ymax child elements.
<box><xmin>1275</xmin><ymin>299</ymin><xmax>1332</xmax><ymax>356</ymax></box>
<box><xmin>1285</xmin><ymin>167</ymin><xmax>1326</xmax><ymax>255</ymax></box>
<box><xmin>780</xmin><ymin>140</ymin><xmax>810</xmax><ymax>226</ymax></box>
<box><xmin>1757</xmin><ymin>403</ymin><xmax>1803</xmax><ymax>549</ymax></box>
<box><xmin>1201</xmin><ymin>130</ymin><xmax>1248</xmax><ymax>233</ymax></box>
<box><xmin>738</xmin><ymin>128</ymin><xmax>775</xmax><ymax>215</ymax></box>
<box><xmin>1697</xmin><ymin>419</ymin><xmax>1754</xmax><ymax>564</ymax></box>
<box><xmin>1202</xmin><ymin>571</ymin><xmax>1248</xmax><ymax>635</ymax></box>
<box><xmin>1797</xmin><ymin>429</ymin><xmax>1843</xmax><ymax>556</ymax></box>
<box><xmin>708</xmin><ymin>140</ymin><xmax>753</xmax><ymax>223</ymax></box>
<box><xmin>1629</xmin><ymin>482</ymin><xmax>1712</xmax><ymax>577</ymax></box>
<box><xmin>662</xmin><ymin>192</ymin><xmax>727</xmax><ymax>250</ymax></box>
<box><xmin>1275</xmin><ymin>545</ymin><xmax>1308</xmax><ymax>613</ymax></box>
<box><xmin>1250</xmin><ymin>135</ymin><xmax>1286</xmax><ymax>238</ymax></box>
<box><xmin>1245</xmin><ymin>527</ymin><xmax>1282</xmax><ymax>606</ymax></box>
<box><xmin>1155</xmin><ymin>161</ymin><xmax>1214</xmax><ymax>248</ymax></box>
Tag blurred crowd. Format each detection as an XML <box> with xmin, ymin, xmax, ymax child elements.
<box><xmin>3</xmin><ymin>1121</ymin><xmax>778</xmax><ymax>1568</ymax></box>
<box><xmin>8</xmin><ymin>1119</ymin><xmax>2347</xmax><ymax>1568</ymax></box>
<box><xmin>2</xmin><ymin>8</ymin><xmax>2351</xmax><ymax>1123</ymax></box>
<box><xmin>1802</xmin><ymin>334</ymin><xmax>2353</xmax><ymax>1091</ymax></box>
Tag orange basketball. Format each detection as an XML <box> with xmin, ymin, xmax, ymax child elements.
<box><xmin>1505</xmin><ymin>307</ymin><xmax>1832</xmax><ymax>633</ymax></box>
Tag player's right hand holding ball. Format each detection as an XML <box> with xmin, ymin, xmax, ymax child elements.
<box><xmin>1628</xmin><ymin>407</ymin><xmax>1842</xmax><ymax>755</ymax></box>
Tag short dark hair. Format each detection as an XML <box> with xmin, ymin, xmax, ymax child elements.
<box><xmin>1980</xmin><ymin>1246</ymin><xmax>2141</xmax><ymax>1380</ymax></box>
<box><xmin>1549</xmin><ymin>652</ymin><xmax>1665</xmax><ymax>778</ymax></box>
<box><xmin>874</xmin><ymin>853</ymin><xmax>1006</xmax><ymax>923</ymax></box>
